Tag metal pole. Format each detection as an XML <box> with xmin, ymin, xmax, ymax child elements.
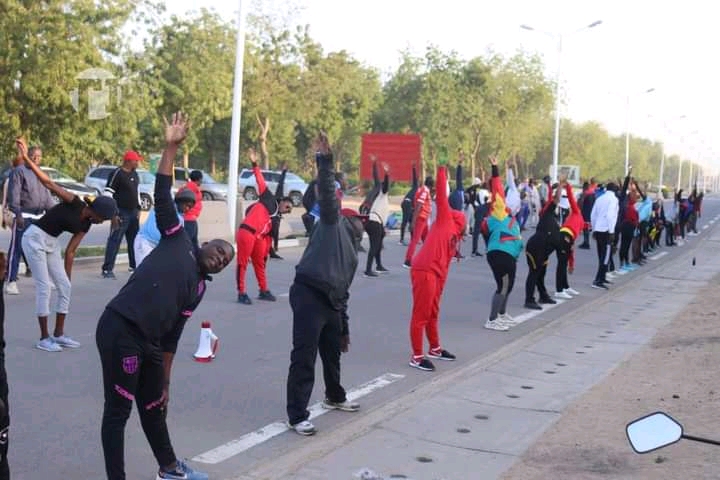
<box><xmin>658</xmin><ymin>148</ymin><xmax>665</xmax><ymax>190</ymax></box>
<box><xmin>227</xmin><ymin>0</ymin><xmax>246</xmax><ymax>235</ymax></box>
<box><xmin>624</xmin><ymin>95</ymin><xmax>631</xmax><ymax>175</ymax></box>
<box><xmin>551</xmin><ymin>35</ymin><xmax>563</xmax><ymax>183</ymax></box>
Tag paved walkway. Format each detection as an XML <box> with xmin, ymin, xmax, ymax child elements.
<box><xmin>228</xmin><ymin>212</ymin><xmax>720</xmax><ymax>480</ymax></box>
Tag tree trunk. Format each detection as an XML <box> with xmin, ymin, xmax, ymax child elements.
<box><xmin>256</xmin><ymin>114</ymin><xmax>270</xmax><ymax>169</ymax></box>
<box><xmin>209</xmin><ymin>152</ymin><xmax>216</xmax><ymax>176</ymax></box>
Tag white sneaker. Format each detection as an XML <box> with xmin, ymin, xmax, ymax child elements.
<box><xmin>485</xmin><ymin>319</ymin><xmax>509</xmax><ymax>331</ymax></box>
<box><xmin>564</xmin><ymin>288</ymin><xmax>580</xmax><ymax>296</ymax></box>
<box><xmin>287</xmin><ymin>420</ymin><xmax>316</xmax><ymax>436</ymax></box>
<box><xmin>36</xmin><ymin>337</ymin><xmax>62</xmax><ymax>352</ymax></box>
<box><xmin>606</xmin><ymin>271</ymin><xmax>617</xmax><ymax>279</ymax></box>
<box><xmin>52</xmin><ymin>335</ymin><xmax>81</xmax><ymax>349</ymax></box>
<box><xmin>498</xmin><ymin>313</ymin><xmax>516</xmax><ymax>326</ymax></box>
<box><xmin>554</xmin><ymin>291</ymin><xmax>572</xmax><ymax>300</ymax></box>
<box><xmin>4</xmin><ymin>282</ymin><xmax>19</xmax><ymax>295</ymax></box>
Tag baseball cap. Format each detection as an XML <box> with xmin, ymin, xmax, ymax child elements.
<box><xmin>88</xmin><ymin>196</ymin><xmax>118</xmax><ymax>220</ymax></box>
<box><xmin>123</xmin><ymin>150</ymin><xmax>143</xmax><ymax>162</ymax></box>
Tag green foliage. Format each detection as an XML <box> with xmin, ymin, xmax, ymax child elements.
<box><xmin>0</xmin><ymin>0</ymin><xmax>701</xmax><ymax>187</ymax></box>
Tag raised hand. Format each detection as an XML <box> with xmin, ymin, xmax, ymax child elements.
<box><xmin>248</xmin><ymin>148</ymin><xmax>258</xmax><ymax>166</ymax></box>
<box><xmin>381</xmin><ymin>161</ymin><xmax>390</xmax><ymax>172</ymax></box>
<box><xmin>488</xmin><ymin>155</ymin><xmax>498</xmax><ymax>166</ymax></box>
<box><xmin>313</xmin><ymin>131</ymin><xmax>331</xmax><ymax>155</ymax></box>
<box><xmin>281</xmin><ymin>161</ymin><xmax>288</xmax><ymax>171</ymax></box>
<box><xmin>369</xmin><ymin>154</ymin><xmax>377</xmax><ymax>163</ymax></box>
<box><xmin>458</xmin><ymin>151</ymin><xmax>465</xmax><ymax>164</ymax></box>
<box><xmin>163</xmin><ymin>112</ymin><xmax>190</xmax><ymax>146</ymax></box>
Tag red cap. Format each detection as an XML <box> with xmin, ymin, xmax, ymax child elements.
<box><xmin>201</xmin><ymin>321</ymin><xmax>211</xmax><ymax>328</ymax></box>
<box><xmin>123</xmin><ymin>150</ymin><xmax>143</xmax><ymax>162</ymax></box>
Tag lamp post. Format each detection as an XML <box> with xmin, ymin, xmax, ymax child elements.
<box><xmin>619</xmin><ymin>87</ymin><xmax>655</xmax><ymax>175</ymax></box>
<box><xmin>648</xmin><ymin>114</ymin><xmax>686</xmax><ymax>191</ymax></box>
<box><xmin>227</xmin><ymin>0</ymin><xmax>247</xmax><ymax>235</ymax></box>
<box><xmin>520</xmin><ymin>20</ymin><xmax>602</xmax><ymax>182</ymax></box>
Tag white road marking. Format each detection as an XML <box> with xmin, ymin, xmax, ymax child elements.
<box><xmin>511</xmin><ymin>299</ymin><xmax>568</xmax><ymax>326</ymax></box>
<box><xmin>650</xmin><ymin>251</ymin><xmax>669</xmax><ymax>260</ymax></box>
<box><xmin>278</xmin><ymin>292</ymin><xmax>289</xmax><ymax>297</ymax></box>
<box><xmin>703</xmin><ymin>224</ymin><xmax>709</xmax><ymax>230</ymax></box>
<box><xmin>191</xmin><ymin>373</ymin><xmax>406</xmax><ymax>464</ymax></box>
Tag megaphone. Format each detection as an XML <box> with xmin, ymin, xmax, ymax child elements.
<box><xmin>193</xmin><ymin>321</ymin><xmax>219</xmax><ymax>363</ymax></box>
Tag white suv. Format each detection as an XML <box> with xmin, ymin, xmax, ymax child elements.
<box><xmin>238</xmin><ymin>168</ymin><xmax>308</xmax><ymax>207</ymax></box>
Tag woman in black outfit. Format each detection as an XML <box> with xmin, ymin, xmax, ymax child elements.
<box><xmin>399</xmin><ymin>164</ymin><xmax>419</xmax><ymax>246</ymax></box>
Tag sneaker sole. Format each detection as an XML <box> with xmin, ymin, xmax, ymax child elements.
<box><xmin>322</xmin><ymin>402</ymin><xmax>360</xmax><ymax>412</ymax></box>
<box><xmin>485</xmin><ymin>324</ymin><xmax>509</xmax><ymax>331</ymax></box>
<box><xmin>427</xmin><ymin>355</ymin><xmax>456</xmax><ymax>361</ymax></box>
<box><xmin>286</xmin><ymin>422</ymin><xmax>316</xmax><ymax>436</ymax></box>
<box><xmin>408</xmin><ymin>361</ymin><xmax>435</xmax><ymax>371</ymax></box>
<box><xmin>37</xmin><ymin>345</ymin><xmax>62</xmax><ymax>352</ymax></box>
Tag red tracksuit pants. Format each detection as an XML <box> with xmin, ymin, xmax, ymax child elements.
<box><xmin>236</xmin><ymin>228</ymin><xmax>270</xmax><ymax>294</ymax></box>
<box><xmin>405</xmin><ymin>216</ymin><xmax>428</xmax><ymax>263</ymax></box>
<box><xmin>410</xmin><ymin>269</ymin><xmax>446</xmax><ymax>357</ymax></box>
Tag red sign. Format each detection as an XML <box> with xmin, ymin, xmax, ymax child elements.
<box><xmin>360</xmin><ymin>133</ymin><xmax>422</xmax><ymax>182</ymax></box>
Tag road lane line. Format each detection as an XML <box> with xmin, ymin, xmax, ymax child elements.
<box><xmin>650</xmin><ymin>251</ymin><xmax>669</xmax><ymax>260</ymax></box>
<box><xmin>191</xmin><ymin>372</ymin><xmax>405</xmax><ymax>464</ymax></box>
<box><xmin>512</xmin><ymin>299</ymin><xmax>568</xmax><ymax>326</ymax></box>
<box><xmin>703</xmin><ymin>224</ymin><xmax>709</xmax><ymax>230</ymax></box>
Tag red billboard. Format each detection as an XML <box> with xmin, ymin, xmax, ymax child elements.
<box><xmin>360</xmin><ymin>133</ymin><xmax>422</xmax><ymax>183</ymax></box>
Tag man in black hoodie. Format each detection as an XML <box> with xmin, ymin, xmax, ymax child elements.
<box><xmin>285</xmin><ymin>132</ymin><xmax>363</xmax><ymax>436</ymax></box>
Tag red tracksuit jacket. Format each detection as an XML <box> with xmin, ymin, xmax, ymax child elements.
<box><xmin>560</xmin><ymin>183</ymin><xmax>585</xmax><ymax>269</ymax></box>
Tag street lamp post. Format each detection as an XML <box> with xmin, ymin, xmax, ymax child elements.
<box><xmin>622</xmin><ymin>87</ymin><xmax>655</xmax><ymax>176</ymax></box>
<box><xmin>520</xmin><ymin>20</ymin><xmax>602</xmax><ymax>182</ymax></box>
<box><xmin>648</xmin><ymin>114</ymin><xmax>686</xmax><ymax>191</ymax></box>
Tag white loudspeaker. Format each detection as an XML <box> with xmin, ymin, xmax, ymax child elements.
<box><xmin>193</xmin><ymin>321</ymin><xmax>219</xmax><ymax>363</ymax></box>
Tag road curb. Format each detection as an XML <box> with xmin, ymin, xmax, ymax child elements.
<box><xmin>228</xmin><ymin>221</ymin><xmax>719</xmax><ymax>480</ymax></box>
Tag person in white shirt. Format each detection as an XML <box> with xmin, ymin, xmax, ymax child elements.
<box><xmin>363</xmin><ymin>162</ymin><xmax>390</xmax><ymax>277</ymax></box>
<box><xmin>590</xmin><ymin>183</ymin><xmax>619</xmax><ymax>289</ymax></box>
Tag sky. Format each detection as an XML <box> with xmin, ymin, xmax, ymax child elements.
<box><xmin>149</xmin><ymin>0</ymin><xmax>719</xmax><ymax>175</ymax></box>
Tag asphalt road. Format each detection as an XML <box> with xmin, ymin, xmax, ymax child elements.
<box><xmin>6</xmin><ymin>198</ymin><xmax>717</xmax><ymax>479</ymax></box>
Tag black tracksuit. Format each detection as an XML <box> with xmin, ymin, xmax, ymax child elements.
<box><xmin>96</xmin><ymin>173</ymin><xmax>209</xmax><ymax>480</ymax></box>
<box><xmin>0</xmin><ymin>285</ymin><xmax>9</xmax><ymax>479</ymax></box>
<box><xmin>400</xmin><ymin>167</ymin><xmax>418</xmax><ymax>243</ymax></box>
<box><xmin>525</xmin><ymin>202</ymin><xmax>563</xmax><ymax>303</ymax></box>
<box><xmin>286</xmin><ymin>152</ymin><xmax>359</xmax><ymax>426</ymax></box>
<box><xmin>270</xmin><ymin>169</ymin><xmax>288</xmax><ymax>254</ymax></box>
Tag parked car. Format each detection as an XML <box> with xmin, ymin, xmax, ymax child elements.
<box><xmin>173</xmin><ymin>167</ymin><xmax>228</xmax><ymax>201</ymax></box>
<box><xmin>238</xmin><ymin>168</ymin><xmax>308</xmax><ymax>207</ymax></box>
<box><xmin>0</xmin><ymin>165</ymin><xmax>97</xmax><ymax>204</ymax></box>
<box><xmin>84</xmin><ymin>165</ymin><xmax>165</xmax><ymax>211</ymax></box>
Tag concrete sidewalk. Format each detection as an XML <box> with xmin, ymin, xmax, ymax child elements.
<box><xmin>227</xmin><ymin>217</ymin><xmax>720</xmax><ymax>480</ymax></box>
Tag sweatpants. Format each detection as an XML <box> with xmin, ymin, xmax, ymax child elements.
<box><xmin>409</xmin><ymin>270</ymin><xmax>446</xmax><ymax>357</ymax></box>
<box><xmin>21</xmin><ymin>224</ymin><xmax>72</xmax><ymax>317</ymax></box>
<box><xmin>96</xmin><ymin>309</ymin><xmax>176</xmax><ymax>480</ymax></box>
<box><xmin>593</xmin><ymin>231</ymin><xmax>612</xmax><ymax>283</ymax></box>
<box><xmin>0</xmin><ymin>285</ymin><xmax>10</xmax><ymax>479</ymax></box>
<box><xmin>555</xmin><ymin>235</ymin><xmax>572</xmax><ymax>293</ymax></box>
<box><xmin>286</xmin><ymin>282</ymin><xmax>346</xmax><ymax>426</ymax></box>
<box><xmin>404</xmin><ymin>216</ymin><xmax>428</xmax><ymax>263</ymax></box>
<box><xmin>487</xmin><ymin>250</ymin><xmax>516</xmax><ymax>321</ymax></box>
<box><xmin>400</xmin><ymin>199</ymin><xmax>413</xmax><ymax>243</ymax></box>
<box><xmin>364</xmin><ymin>220</ymin><xmax>386</xmax><ymax>272</ymax></box>
<box><xmin>524</xmin><ymin>240</ymin><xmax>550</xmax><ymax>303</ymax></box>
<box><xmin>235</xmin><ymin>227</ymin><xmax>269</xmax><ymax>294</ymax></box>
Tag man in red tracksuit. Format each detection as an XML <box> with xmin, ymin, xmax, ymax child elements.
<box><xmin>236</xmin><ymin>149</ymin><xmax>293</xmax><ymax>305</ymax></box>
<box><xmin>557</xmin><ymin>180</ymin><xmax>585</xmax><ymax>291</ymax></box>
<box><xmin>408</xmin><ymin>166</ymin><xmax>467</xmax><ymax>372</ymax></box>
<box><xmin>403</xmin><ymin>175</ymin><xmax>435</xmax><ymax>268</ymax></box>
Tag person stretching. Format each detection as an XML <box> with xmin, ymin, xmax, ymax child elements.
<box><xmin>408</xmin><ymin>165</ymin><xmax>466</xmax><ymax>371</ymax></box>
<box><xmin>556</xmin><ymin>180</ymin><xmax>583</xmax><ymax>297</ymax></box>
<box><xmin>523</xmin><ymin>178</ymin><xmax>562</xmax><ymax>310</ymax></box>
<box><xmin>364</xmin><ymin>161</ymin><xmax>390</xmax><ymax>277</ymax></box>
<box><xmin>403</xmin><ymin>175</ymin><xmax>434</xmax><ymax>268</ymax></box>
<box><xmin>236</xmin><ymin>148</ymin><xmax>293</xmax><ymax>305</ymax></box>
<box><xmin>482</xmin><ymin>156</ymin><xmax>523</xmax><ymax>331</ymax></box>
<box><xmin>269</xmin><ymin>163</ymin><xmax>288</xmax><ymax>260</ymax></box>
<box><xmin>399</xmin><ymin>163</ymin><xmax>419</xmax><ymax>245</ymax></box>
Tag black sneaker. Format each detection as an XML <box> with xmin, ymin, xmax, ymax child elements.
<box><xmin>258</xmin><ymin>290</ymin><xmax>277</xmax><ymax>302</ymax></box>
<box><xmin>363</xmin><ymin>270</ymin><xmax>379</xmax><ymax>278</ymax></box>
<box><xmin>102</xmin><ymin>271</ymin><xmax>116</xmax><ymax>280</ymax></box>
<box><xmin>471</xmin><ymin>251</ymin><xmax>483</xmax><ymax>257</ymax></box>
<box><xmin>538</xmin><ymin>296</ymin><xmax>557</xmax><ymax>305</ymax></box>
<box><xmin>402</xmin><ymin>260</ymin><xmax>411</xmax><ymax>269</ymax></box>
<box><xmin>427</xmin><ymin>349</ymin><xmax>456</xmax><ymax>361</ymax></box>
<box><xmin>237</xmin><ymin>293</ymin><xmax>253</xmax><ymax>304</ymax></box>
<box><xmin>269</xmin><ymin>250</ymin><xmax>283</xmax><ymax>260</ymax></box>
<box><xmin>376</xmin><ymin>266</ymin><xmax>390</xmax><ymax>274</ymax></box>
<box><xmin>358</xmin><ymin>245</ymin><xmax>366</xmax><ymax>253</ymax></box>
<box><xmin>592</xmin><ymin>281</ymin><xmax>609</xmax><ymax>290</ymax></box>
<box><xmin>524</xmin><ymin>301</ymin><xmax>542</xmax><ymax>310</ymax></box>
<box><xmin>409</xmin><ymin>357</ymin><xmax>435</xmax><ymax>371</ymax></box>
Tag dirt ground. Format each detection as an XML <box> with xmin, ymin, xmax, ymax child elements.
<box><xmin>501</xmin><ymin>275</ymin><xmax>720</xmax><ymax>480</ymax></box>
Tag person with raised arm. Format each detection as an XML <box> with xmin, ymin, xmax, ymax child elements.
<box><xmin>95</xmin><ymin>112</ymin><xmax>234</xmax><ymax>480</ymax></box>
<box><xmin>408</xmin><ymin>164</ymin><xmax>467</xmax><ymax>371</ymax></box>
<box><xmin>399</xmin><ymin>163</ymin><xmax>419</xmax><ymax>245</ymax></box>
<box><xmin>285</xmin><ymin>132</ymin><xmax>364</xmax><ymax>436</ymax></box>
<box><xmin>235</xmin><ymin>148</ymin><xmax>293</xmax><ymax>305</ymax></box>
<box><xmin>403</xmin><ymin>173</ymin><xmax>435</xmax><ymax>268</ymax></box>
<box><xmin>363</xmin><ymin>160</ymin><xmax>391</xmax><ymax>277</ymax></box>
<box><xmin>481</xmin><ymin>156</ymin><xmax>523</xmax><ymax>330</ymax></box>
<box><xmin>268</xmin><ymin>162</ymin><xmax>289</xmax><ymax>260</ymax></box>
<box><xmin>555</xmin><ymin>180</ymin><xmax>584</xmax><ymax>297</ymax></box>
<box><xmin>15</xmin><ymin>138</ymin><xmax>118</xmax><ymax>352</ymax></box>
<box><xmin>523</xmin><ymin>175</ymin><xmax>563</xmax><ymax>310</ymax></box>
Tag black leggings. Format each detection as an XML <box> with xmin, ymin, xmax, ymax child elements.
<box><xmin>555</xmin><ymin>234</ymin><xmax>572</xmax><ymax>293</ymax></box>
<box><xmin>619</xmin><ymin>222</ymin><xmax>634</xmax><ymax>265</ymax></box>
<box><xmin>487</xmin><ymin>250</ymin><xmax>516</xmax><ymax>320</ymax></box>
<box><xmin>96</xmin><ymin>309</ymin><xmax>176</xmax><ymax>480</ymax></box>
<box><xmin>0</xmin><ymin>289</ymin><xmax>9</xmax><ymax>480</ymax></box>
<box><xmin>364</xmin><ymin>220</ymin><xmax>386</xmax><ymax>272</ymax></box>
<box><xmin>524</xmin><ymin>246</ymin><xmax>549</xmax><ymax>302</ymax></box>
<box><xmin>400</xmin><ymin>199</ymin><xmax>413</xmax><ymax>242</ymax></box>
<box><xmin>271</xmin><ymin>215</ymin><xmax>281</xmax><ymax>251</ymax></box>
